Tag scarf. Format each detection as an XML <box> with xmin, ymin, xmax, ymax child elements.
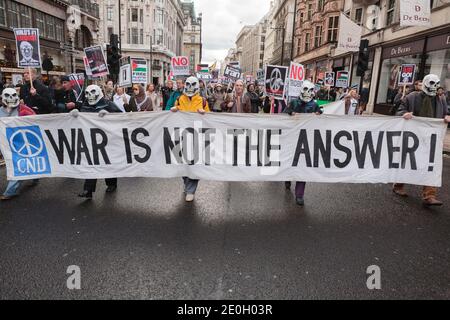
<box><xmin>134</xmin><ymin>85</ymin><xmax>147</xmax><ymax>104</ymax></box>
<box><xmin>419</xmin><ymin>95</ymin><xmax>435</xmax><ymax>118</ymax></box>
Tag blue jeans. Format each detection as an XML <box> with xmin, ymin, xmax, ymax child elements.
<box><xmin>3</xmin><ymin>179</ymin><xmax>39</xmax><ymax>197</ymax></box>
<box><xmin>183</xmin><ymin>177</ymin><xmax>199</xmax><ymax>195</ymax></box>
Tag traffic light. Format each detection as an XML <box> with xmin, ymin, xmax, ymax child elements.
<box><xmin>356</xmin><ymin>39</ymin><xmax>369</xmax><ymax>77</ymax></box>
<box><xmin>107</xmin><ymin>34</ymin><xmax>121</xmax><ymax>80</ymax></box>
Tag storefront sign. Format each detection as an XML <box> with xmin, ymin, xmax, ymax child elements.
<box><xmin>398</xmin><ymin>64</ymin><xmax>416</xmax><ymax>85</ymax></box>
<box><xmin>382</xmin><ymin>40</ymin><xmax>425</xmax><ymax>59</ymax></box>
<box><xmin>400</xmin><ymin>0</ymin><xmax>431</xmax><ymax>27</ymax></box>
<box><xmin>336</xmin><ymin>13</ymin><xmax>362</xmax><ymax>53</ymax></box>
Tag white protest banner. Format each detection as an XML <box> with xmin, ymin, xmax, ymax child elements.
<box><xmin>322</xmin><ymin>100</ymin><xmax>345</xmax><ymax>115</ymax></box>
<box><xmin>265</xmin><ymin>65</ymin><xmax>289</xmax><ymax>99</ymax></box>
<box><xmin>0</xmin><ymin>113</ymin><xmax>446</xmax><ymax>187</ymax></box>
<box><xmin>400</xmin><ymin>0</ymin><xmax>431</xmax><ymax>27</ymax></box>
<box><xmin>337</xmin><ymin>13</ymin><xmax>361</xmax><ymax>53</ymax></box>
<box><xmin>14</xmin><ymin>28</ymin><xmax>41</xmax><ymax>68</ymax></box>
<box><xmin>131</xmin><ymin>58</ymin><xmax>148</xmax><ymax>85</ymax></box>
<box><xmin>288</xmin><ymin>62</ymin><xmax>305</xmax><ymax>97</ymax></box>
<box><xmin>171</xmin><ymin>56</ymin><xmax>190</xmax><ymax>76</ymax></box>
<box><xmin>84</xmin><ymin>45</ymin><xmax>109</xmax><ymax>78</ymax></box>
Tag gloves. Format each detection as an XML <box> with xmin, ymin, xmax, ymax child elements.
<box><xmin>69</xmin><ymin>109</ymin><xmax>79</xmax><ymax>118</ymax></box>
<box><xmin>98</xmin><ymin>109</ymin><xmax>109</xmax><ymax>118</ymax></box>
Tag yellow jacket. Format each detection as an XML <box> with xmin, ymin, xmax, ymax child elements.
<box><xmin>175</xmin><ymin>94</ymin><xmax>210</xmax><ymax>113</ymax></box>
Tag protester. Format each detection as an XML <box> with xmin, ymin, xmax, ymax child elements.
<box><xmin>262</xmin><ymin>95</ymin><xmax>287</xmax><ymax>114</ymax></box>
<box><xmin>103</xmin><ymin>80</ymin><xmax>115</xmax><ymax>101</ymax></box>
<box><xmin>414</xmin><ymin>80</ymin><xmax>423</xmax><ymax>92</ymax></box>
<box><xmin>335</xmin><ymin>87</ymin><xmax>345</xmax><ymax>101</ymax></box>
<box><xmin>57</xmin><ymin>75</ymin><xmax>79</xmax><ymax>113</ymax></box>
<box><xmin>165</xmin><ymin>78</ymin><xmax>185</xmax><ymax>110</ymax></box>
<box><xmin>53</xmin><ymin>78</ymin><xmax>66</xmax><ymax>113</ymax></box>
<box><xmin>124</xmin><ymin>84</ymin><xmax>152</xmax><ymax>112</ymax></box>
<box><xmin>199</xmin><ymin>79</ymin><xmax>208</xmax><ymax>99</ymax></box>
<box><xmin>226</xmin><ymin>80</ymin><xmax>251</xmax><ymax>113</ymax></box>
<box><xmin>146</xmin><ymin>83</ymin><xmax>161</xmax><ymax>111</ymax></box>
<box><xmin>210</xmin><ymin>83</ymin><xmax>227</xmax><ymax>112</ymax></box>
<box><xmin>73</xmin><ymin>85</ymin><xmax>122</xmax><ymax>199</ymax></box>
<box><xmin>344</xmin><ymin>89</ymin><xmax>360</xmax><ymax>115</ymax></box>
<box><xmin>170</xmin><ymin>76</ymin><xmax>209</xmax><ymax>202</ymax></box>
<box><xmin>20</xmin><ymin>68</ymin><xmax>54</xmax><ymax>114</ymax></box>
<box><xmin>394</xmin><ymin>74</ymin><xmax>450</xmax><ymax>206</ymax></box>
<box><xmin>113</xmin><ymin>86</ymin><xmax>130</xmax><ymax>113</ymax></box>
<box><xmin>0</xmin><ymin>88</ymin><xmax>38</xmax><ymax>200</ymax></box>
<box><xmin>161</xmin><ymin>80</ymin><xmax>174</xmax><ymax>110</ymax></box>
<box><xmin>245</xmin><ymin>83</ymin><xmax>261</xmax><ymax>113</ymax></box>
<box><xmin>283</xmin><ymin>80</ymin><xmax>322</xmax><ymax>206</ymax></box>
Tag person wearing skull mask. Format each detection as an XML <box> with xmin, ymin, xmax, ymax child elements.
<box><xmin>283</xmin><ymin>80</ymin><xmax>322</xmax><ymax>206</ymax></box>
<box><xmin>394</xmin><ymin>74</ymin><xmax>450</xmax><ymax>206</ymax></box>
<box><xmin>170</xmin><ymin>76</ymin><xmax>210</xmax><ymax>202</ymax></box>
<box><xmin>0</xmin><ymin>88</ymin><xmax>37</xmax><ymax>200</ymax></box>
<box><xmin>72</xmin><ymin>84</ymin><xmax>122</xmax><ymax>199</ymax></box>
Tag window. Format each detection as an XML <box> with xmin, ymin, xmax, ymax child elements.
<box><xmin>34</xmin><ymin>11</ymin><xmax>46</xmax><ymax>38</ymax></box>
<box><xmin>140</xmin><ymin>29</ymin><xmax>144</xmax><ymax>44</ymax></box>
<box><xmin>317</xmin><ymin>0</ymin><xmax>324</xmax><ymax>12</ymax></box>
<box><xmin>354</xmin><ymin>8</ymin><xmax>363</xmax><ymax>26</ymax></box>
<box><xmin>386</xmin><ymin>0</ymin><xmax>396</xmax><ymax>26</ymax></box>
<box><xmin>190</xmin><ymin>35</ymin><xmax>195</xmax><ymax>43</ymax></box>
<box><xmin>296</xmin><ymin>37</ymin><xmax>302</xmax><ymax>55</ymax></box>
<box><xmin>107</xmin><ymin>7</ymin><xmax>113</xmax><ymax>21</ymax></box>
<box><xmin>56</xmin><ymin>20</ymin><xmax>64</xmax><ymax>41</ymax></box>
<box><xmin>314</xmin><ymin>26</ymin><xmax>322</xmax><ymax>48</ymax></box>
<box><xmin>46</xmin><ymin>15</ymin><xmax>55</xmax><ymax>39</ymax></box>
<box><xmin>131</xmin><ymin>8</ymin><xmax>138</xmax><ymax>22</ymax></box>
<box><xmin>131</xmin><ymin>28</ymin><xmax>138</xmax><ymax>44</ymax></box>
<box><xmin>0</xmin><ymin>0</ymin><xmax>5</xmax><ymax>26</ymax></box>
<box><xmin>140</xmin><ymin>9</ymin><xmax>143</xmax><ymax>23</ymax></box>
<box><xmin>307</xmin><ymin>4</ymin><xmax>313</xmax><ymax>20</ymax></box>
<box><xmin>305</xmin><ymin>33</ymin><xmax>311</xmax><ymax>52</ymax></box>
<box><xmin>108</xmin><ymin>27</ymin><xmax>113</xmax><ymax>40</ymax></box>
<box><xmin>7</xmin><ymin>0</ymin><xmax>19</xmax><ymax>28</ymax></box>
<box><xmin>327</xmin><ymin>16</ymin><xmax>339</xmax><ymax>42</ymax></box>
<box><xmin>19</xmin><ymin>5</ymin><xmax>32</xmax><ymax>28</ymax></box>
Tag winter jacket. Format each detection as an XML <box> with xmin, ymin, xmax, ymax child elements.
<box><xmin>0</xmin><ymin>104</ymin><xmax>35</xmax><ymax>118</ymax></box>
<box><xmin>80</xmin><ymin>98</ymin><xmax>122</xmax><ymax>113</ymax></box>
<box><xmin>165</xmin><ymin>90</ymin><xmax>183</xmax><ymax>110</ymax></box>
<box><xmin>20</xmin><ymin>80</ymin><xmax>54</xmax><ymax>114</ymax></box>
<box><xmin>284</xmin><ymin>99</ymin><xmax>322</xmax><ymax>115</ymax></box>
<box><xmin>161</xmin><ymin>86</ymin><xmax>173</xmax><ymax>109</ymax></box>
<box><xmin>397</xmin><ymin>91</ymin><xmax>448</xmax><ymax>119</ymax></box>
<box><xmin>174</xmin><ymin>94</ymin><xmax>210</xmax><ymax>113</ymax></box>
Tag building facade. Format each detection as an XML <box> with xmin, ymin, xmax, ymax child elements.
<box><xmin>98</xmin><ymin>0</ymin><xmax>185</xmax><ymax>85</ymax></box>
<box><xmin>239</xmin><ymin>18</ymin><xmax>268</xmax><ymax>78</ymax></box>
<box><xmin>270</xmin><ymin>0</ymin><xmax>295</xmax><ymax>66</ymax></box>
<box><xmin>181</xmin><ymin>0</ymin><xmax>202</xmax><ymax>74</ymax></box>
<box><xmin>0</xmin><ymin>0</ymin><xmax>100</xmax><ymax>83</ymax></box>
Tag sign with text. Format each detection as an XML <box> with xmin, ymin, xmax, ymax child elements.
<box><xmin>400</xmin><ymin>0</ymin><xmax>431</xmax><ymax>27</ymax></box>
<box><xmin>171</xmin><ymin>56</ymin><xmax>190</xmax><ymax>76</ymax></box>
<box><xmin>288</xmin><ymin>62</ymin><xmax>305</xmax><ymax>97</ymax></box>
<box><xmin>0</xmin><ymin>113</ymin><xmax>445</xmax><ymax>188</ymax></box>
<box><xmin>131</xmin><ymin>58</ymin><xmax>148</xmax><ymax>85</ymax></box>
<box><xmin>84</xmin><ymin>45</ymin><xmax>109</xmax><ymax>78</ymax></box>
<box><xmin>398</xmin><ymin>64</ymin><xmax>416</xmax><ymax>85</ymax></box>
<box><xmin>335</xmin><ymin>71</ymin><xmax>349</xmax><ymax>88</ymax></box>
<box><xmin>14</xmin><ymin>28</ymin><xmax>41</xmax><ymax>68</ymax></box>
<box><xmin>68</xmin><ymin>73</ymin><xmax>85</xmax><ymax>102</ymax></box>
<box><xmin>337</xmin><ymin>13</ymin><xmax>362</xmax><ymax>53</ymax></box>
<box><xmin>119</xmin><ymin>56</ymin><xmax>132</xmax><ymax>87</ymax></box>
<box><xmin>265</xmin><ymin>65</ymin><xmax>288</xmax><ymax>99</ymax></box>
<box><xmin>224</xmin><ymin>65</ymin><xmax>242</xmax><ymax>81</ymax></box>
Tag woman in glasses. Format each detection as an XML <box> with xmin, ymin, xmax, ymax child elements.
<box><xmin>124</xmin><ymin>84</ymin><xmax>153</xmax><ymax>112</ymax></box>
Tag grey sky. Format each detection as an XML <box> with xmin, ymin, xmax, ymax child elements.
<box><xmin>194</xmin><ymin>0</ymin><xmax>271</xmax><ymax>65</ymax></box>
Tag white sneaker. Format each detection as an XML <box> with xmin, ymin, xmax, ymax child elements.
<box><xmin>185</xmin><ymin>194</ymin><xmax>195</xmax><ymax>202</ymax></box>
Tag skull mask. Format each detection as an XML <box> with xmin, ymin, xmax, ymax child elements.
<box><xmin>422</xmin><ymin>74</ymin><xmax>440</xmax><ymax>97</ymax></box>
<box><xmin>184</xmin><ymin>77</ymin><xmax>200</xmax><ymax>97</ymax></box>
<box><xmin>85</xmin><ymin>85</ymin><xmax>104</xmax><ymax>106</ymax></box>
<box><xmin>299</xmin><ymin>80</ymin><xmax>315</xmax><ymax>102</ymax></box>
<box><xmin>1</xmin><ymin>88</ymin><xmax>20</xmax><ymax>109</ymax></box>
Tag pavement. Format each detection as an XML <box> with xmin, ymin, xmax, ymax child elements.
<box><xmin>444</xmin><ymin>129</ymin><xmax>450</xmax><ymax>154</ymax></box>
<box><xmin>0</xmin><ymin>158</ymin><xmax>450</xmax><ymax>300</ymax></box>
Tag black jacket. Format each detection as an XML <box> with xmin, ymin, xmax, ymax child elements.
<box><xmin>80</xmin><ymin>98</ymin><xmax>122</xmax><ymax>113</ymax></box>
<box><xmin>20</xmin><ymin>80</ymin><xmax>54</xmax><ymax>114</ymax></box>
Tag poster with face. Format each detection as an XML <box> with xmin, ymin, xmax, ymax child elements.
<box><xmin>264</xmin><ymin>65</ymin><xmax>288</xmax><ymax>99</ymax></box>
<box><xmin>84</xmin><ymin>45</ymin><xmax>109</xmax><ymax>78</ymax></box>
<box><xmin>14</xmin><ymin>28</ymin><xmax>41</xmax><ymax>68</ymax></box>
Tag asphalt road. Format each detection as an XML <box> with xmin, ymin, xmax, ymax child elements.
<box><xmin>0</xmin><ymin>157</ymin><xmax>450</xmax><ymax>300</ymax></box>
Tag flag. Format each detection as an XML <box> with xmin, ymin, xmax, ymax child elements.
<box><xmin>209</xmin><ymin>61</ymin><xmax>217</xmax><ymax>73</ymax></box>
<box><xmin>336</xmin><ymin>13</ymin><xmax>361</xmax><ymax>53</ymax></box>
<box><xmin>197</xmin><ymin>64</ymin><xmax>209</xmax><ymax>73</ymax></box>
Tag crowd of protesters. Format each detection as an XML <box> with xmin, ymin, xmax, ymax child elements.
<box><xmin>0</xmin><ymin>70</ymin><xmax>449</xmax><ymax>207</ymax></box>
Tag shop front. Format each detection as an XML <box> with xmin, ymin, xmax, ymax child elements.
<box><xmin>374</xmin><ymin>28</ymin><xmax>450</xmax><ymax>115</ymax></box>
